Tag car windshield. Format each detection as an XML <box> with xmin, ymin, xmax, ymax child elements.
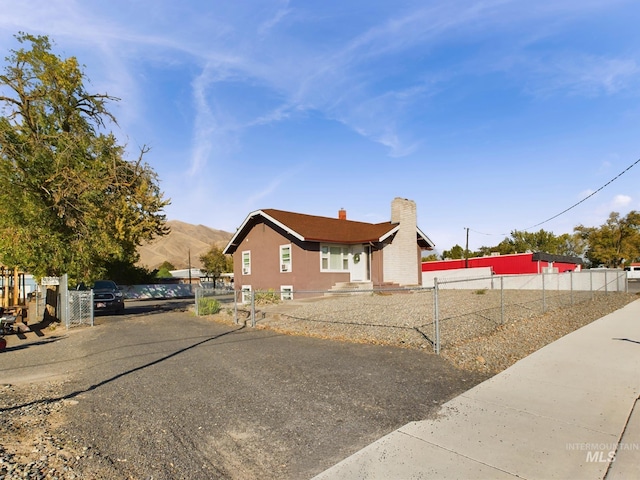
<box><xmin>93</xmin><ymin>280</ymin><xmax>117</xmax><ymax>290</ymax></box>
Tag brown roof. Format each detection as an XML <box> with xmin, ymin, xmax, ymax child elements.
<box><xmin>224</xmin><ymin>208</ymin><xmax>434</xmax><ymax>254</ymax></box>
<box><xmin>262</xmin><ymin>209</ymin><xmax>396</xmax><ymax>243</ymax></box>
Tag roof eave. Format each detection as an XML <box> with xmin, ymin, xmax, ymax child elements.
<box><xmin>417</xmin><ymin>227</ymin><xmax>436</xmax><ymax>249</ymax></box>
<box><xmin>223</xmin><ymin>210</ymin><xmax>306</xmax><ymax>254</ymax></box>
<box><xmin>378</xmin><ymin>225</ymin><xmax>400</xmax><ymax>242</ymax></box>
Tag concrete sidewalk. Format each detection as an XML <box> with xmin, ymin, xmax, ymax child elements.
<box><xmin>314</xmin><ymin>300</ymin><xmax>640</xmax><ymax>480</ymax></box>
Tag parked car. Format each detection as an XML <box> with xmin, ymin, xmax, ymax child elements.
<box><xmin>624</xmin><ymin>264</ymin><xmax>640</xmax><ymax>280</ymax></box>
<box><xmin>92</xmin><ymin>280</ymin><xmax>125</xmax><ymax>314</ymax></box>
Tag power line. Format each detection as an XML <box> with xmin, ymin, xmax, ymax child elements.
<box><xmin>471</xmin><ymin>156</ymin><xmax>640</xmax><ymax>238</ymax></box>
<box><xmin>468</xmin><ymin>227</ymin><xmax>497</xmax><ymax>236</ymax></box>
<box><xmin>522</xmin><ymin>157</ymin><xmax>640</xmax><ymax>231</ymax></box>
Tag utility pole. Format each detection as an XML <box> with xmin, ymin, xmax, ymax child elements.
<box><xmin>188</xmin><ymin>249</ymin><xmax>192</xmax><ymax>285</ymax></box>
<box><xmin>465</xmin><ymin>227</ymin><xmax>469</xmax><ymax>268</ymax></box>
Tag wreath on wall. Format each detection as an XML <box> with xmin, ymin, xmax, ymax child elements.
<box><xmin>353</xmin><ymin>253</ymin><xmax>361</xmax><ymax>263</ymax></box>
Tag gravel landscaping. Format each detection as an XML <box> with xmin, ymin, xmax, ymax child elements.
<box><xmin>0</xmin><ymin>382</ymin><xmax>87</xmax><ymax>479</ymax></box>
<box><xmin>232</xmin><ymin>288</ymin><xmax>638</xmax><ymax>374</ymax></box>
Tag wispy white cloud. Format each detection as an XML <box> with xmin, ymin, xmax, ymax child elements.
<box><xmin>266</xmin><ymin>0</ymin><xmax>636</xmax><ymax>155</ymax></box>
<box><xmin>579</xmin><ymin>189</ymin><xmax>596</xmax><ymax>199</ymax></box>
<box><xmin>522</xmin><ymin>54</ymin><xmax>640</xmax><ymax>98</ymax></box>
<box><xmin>2</xmin><ymin>0</ymin><xmax>639</xmax><ymax>242</ymax></box>
<box><xmin>188</xmin><ymin>64</ymin><xmax>233</xmax><ymax>176</ymax></box>
<box><xmin>611</xmin><ymin>194</ymin><xmax>632</xmax><ymax>209</ymax></box>
<box><xmin>57</xmin><ymin>0</ymin><xmax>631</xmax><ymax>164</ymax></box>
<box><xmin>245</xmin><ymin>177</ymin><xmax>283</xmax><ymax>206</ymax></box>
<box><xmin>244</xmin><ymin>162</ymin><xmax>309</xmax><ymax>208</ymax></box>
<box><xmin>258</xmin><ymin>1</ymin><xmax>291</xmax><ymax>37</ymax></box>
<box><xmin>244</xmin><ymin>103</ymin><xmax>298</xmax><ymax>128</ymax></box>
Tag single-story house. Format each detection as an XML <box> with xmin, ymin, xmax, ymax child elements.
<box><xmin>223</xmin><ymin>197</ymin><xmax>435</xmax><ymax>297</ymax></box>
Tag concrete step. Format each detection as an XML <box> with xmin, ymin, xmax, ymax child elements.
<box><xmin>325</xmin><ymin>282</ymin><xmax>374</xmax><ymax>296</ymax></box>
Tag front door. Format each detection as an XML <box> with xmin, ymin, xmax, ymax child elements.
<box><xmin>350</xmin><ymin>245</ymin><xmax>369</xmax><ymax>282</ymax></box>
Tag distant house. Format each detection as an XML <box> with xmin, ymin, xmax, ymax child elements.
<box><xmin>169</xmin><ymin>269</ymin><xmax>234</xmax><ymax>288</ymax></box>
<box><xmin>169</xmin><ymin>268</ymin><xmax>204</xmax><ymax>284</ymax></box>
<box><xmin>223</xmin><ymin>198</ymin><xmax>435</xmax><ymax>297</ymax></box>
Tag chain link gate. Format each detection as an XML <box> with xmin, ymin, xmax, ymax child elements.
<box><xmin>43</xmin><ymin>274</ymin><xmax>94</xmax><ymax>328</ymax></box>
<box><xmin>66</xmin><ymin>290</ymin><xmax>94</xmax><ymax>328</ymax></box>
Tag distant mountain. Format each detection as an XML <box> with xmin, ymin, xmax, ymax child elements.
<box><xmin>137</xmin><ymin>220</ymin><xmax>233</xmax><ymax>270</ymax></box>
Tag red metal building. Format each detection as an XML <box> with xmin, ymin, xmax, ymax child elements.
<box><xmin>422</xmin><ymin>252</ymin><xmax>583</xmax><ymax>275</ymax></box>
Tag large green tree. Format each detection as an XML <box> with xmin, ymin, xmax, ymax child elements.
<box><xmin>0</xmin><ymin>33</ymin><xmax>169</xmax><ymax>281</ymax></box>
<box><xmin>441</xmin><ymin>244</ymin><xmax>465</xmax><ymax>260</ymax></box>
<box><xmin>156</xmin><ymin>261</ymin><xmax>175</xmax><ymax>279</ymax></box>
<box><xmin>200</xmin><ymin>246</ymin><xmax>232</xmax><ymax>286</ymax></box>
<box><xmin>574</xmin><ymin>211</ymin><xmax>640</xmax><ymax>267</ymax></box>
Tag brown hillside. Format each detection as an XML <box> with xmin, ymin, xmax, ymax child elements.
<box><xmin>137</xmin><ymin>220</ymin><xmax>233</xmax><ymax>270</ymax></box>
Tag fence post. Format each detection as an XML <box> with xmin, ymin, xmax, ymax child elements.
<box><xmin>34</xmin><ymin>286</ymin><xmax>40</xmax><ymax>323</ymax></box>
<box><xmin>234</xmin><ymin>290</ymin><xmax>239</xmax><ymax>325</ymax></box>
<box><xmin>433</xmin><ymin>278</ymin><xmax>440</xmax><ymax>355</ymax></box>
<box><xmin>60</xmin><ymin>274</ymin><xmax>69</xmax><ymax>329</ymax></box>
<box><xmin>90</xmin><ymin>291</ymin><xmax>94</xmax><ymax>326</ymax></box>
<box><xmin>251</xmin><ymin>290</ymin><xmax>256</xmax><ymax>327</ymax></box>
<box><xmin>500</xmin><ymin>276</ymin><xmax>504</xmax><ymax>324</ymax></box>
<box><xmin>542</xmin><ymin>272</ymin><xmax>546</xmax><ymax>313</ymax></box>
<box><xmin>570</xmin><ymin>271</ymin><xmax>574</xmax><ymax>305</ymax></box>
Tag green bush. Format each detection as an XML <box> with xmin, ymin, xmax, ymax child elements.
<box><xmin>198</xmin><ymin>297</ymin><xmax>221</xmax><ymax>315</ymax></box>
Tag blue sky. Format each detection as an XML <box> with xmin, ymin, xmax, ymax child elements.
<box><xmin>1</xmin><ymin>0</ymin><xmax>639</xmax><ymax>253</ymax></box>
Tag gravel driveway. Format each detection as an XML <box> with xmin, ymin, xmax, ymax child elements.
<box><xmin>0</xmin><ymin>302</ymin><xmax>487</xmax><ymax>479</ymax></box>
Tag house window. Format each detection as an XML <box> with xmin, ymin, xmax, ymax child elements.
<box><xmin>280</xmin><ymin>244</ymin><xmax>292</xmax><ymax>272</ymax></box>
<box><xmin>242</xmin><ymin>251</ymin><xmax>251</xmax><ymax>275</ymax></box>
<box><xmin>320</xmin><ymin>244</ymin><xmax>349</xmax><ymax>271</ymax></box>
<box><xmin>281</xmin><ymin>285</ymin><xmax>293</xmax><ymax>301</ymax></box>
<box><xmin>241</xmin><ymin>285</ymin><xmax>252</xmax><ymax>304</ymax></box>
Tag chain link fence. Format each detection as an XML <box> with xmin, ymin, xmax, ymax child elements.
<box><xmin>196</xmin><ymin>269</ymin><xmax>628</xmax><ymax>354</ymax></box>
<box><xmin>29</xmin><ymin>275</ymin><xmax>94</xmax><ymax>328</ymax></box>
<box><xmin>66</xmin><ymin>290</ymin><xmax>94</xmax><ymax>328</ymax></box>
<box><xmin>432</xmin><ymin>269</ymin><xmax>626</xmax><ymax>353</ymax></box>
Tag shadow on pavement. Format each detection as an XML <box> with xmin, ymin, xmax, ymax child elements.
<box><xmin>0</xmin><ymin>325</ymin><xmax>246</xmax><ymax>413</ymax></box>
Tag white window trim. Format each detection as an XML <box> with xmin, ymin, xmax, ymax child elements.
<box><xmin>241</xmin><ymin>285</ymin><xmax>252</xmax><ymax>304</ymax></box>
<box><xmin>281</xmin><ymin>285</ymin><xmax>293</xmax><ymax>301</ymax></box>
<box><xmin>280</xmin><ymin>244</ymin><xmax>292</xmax><ymax>273</ymax></box>
<box><xmin>242</xmin><ymin>250</ymin><xmax>251</xmax><ymax>275</ymax></box>
<box><xmin>320</xmin><ymin>244</ymin><xmax>350</xmax><ymax>272</ymax></box>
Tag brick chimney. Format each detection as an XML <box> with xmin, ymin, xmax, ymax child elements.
<box><xmin>384</xmin><ymin>198</ymin><xmax>419</xmax><ymax>285</ymax></box>
<box><xmin>338</xmin><ymin>208</ymin><xmax>347</xmax><ymax>220</ymax></box>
